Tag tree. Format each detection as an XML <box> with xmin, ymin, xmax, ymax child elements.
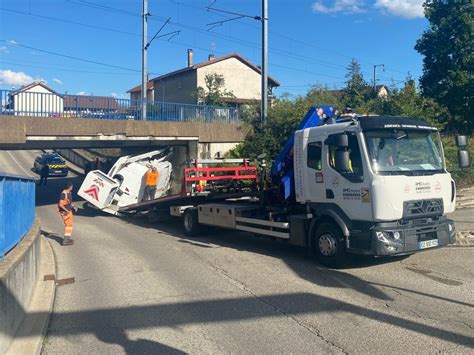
<box><xmin>415</xmin><ymin>0</ymin><xmax>473</xmax><ymax>132</ymax></box>
<box><xmin>343</xmin><ymin>59</ymin><xmax>369</xmax><ymax>109</ymax></box>
<box><xmin>229</xmin><ymin>85</ymin><xmax>344</xmax><ymax>160</ymax></box>
<box><xmin>359</xmin><ymin>79</ymin><xmax>448</xmax><ymax>129</ymax></box>
<box><xmin>194</xmin><ymin>73</ymin><xmax>235</xmax><ymax>106</ymax></box>
<box><xmin>392</xmin><ymin>80</ymin><xmax>447</xmax><ymax>129</ymax></box>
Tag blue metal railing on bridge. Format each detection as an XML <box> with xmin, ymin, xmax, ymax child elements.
<box><xmin>0</xmin><ymin>89</ymin><xmax>241</xmax><ymax>124</ymax></box>
<box><xmin>0</xmin><ymin>173</ymin><xmax>36</xmax><ymax>261</ymax></box>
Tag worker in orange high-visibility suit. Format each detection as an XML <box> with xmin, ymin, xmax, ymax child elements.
<box><xmin>57</xmin><ymin>182</ymin><xmax>77</xmax><ymax>246</ymax></box>
<box><xmin>143</xmin><ymin>164</ymin><xmax>159</xmax><ymax>201</ymax></box>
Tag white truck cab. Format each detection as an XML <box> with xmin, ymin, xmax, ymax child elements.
<box><xmin>294</xmin><ymin>115</ymin><xmax>456</xmax><ymax>258</ymax></box>
<box><xmin>79</xmin><ymin>149</ymin><xmax>173</xmax><ymax>215</ymax></box>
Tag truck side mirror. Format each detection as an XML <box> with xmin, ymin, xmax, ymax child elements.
<box><xmin>458</xmin><ymin>150</ymin><xmax>471</xmax><ymax>169</ymax></box>
<box><xmin>456</xmin><ymin>135</ymin><xmax>470</xmax><ymax>169</ymax></box>
<box><xmin>335</xmin><ymin>149</ymin><xmax>350</xmax><ymax>172</ymax></box>
<box><xmin>324</xmin><ymin>133</ymin><xmax>348</xmax><ymax>147</ymax></box>
<box><xmin>335</xmin><ymin>133</ymin><xmax>349</xmax><ymax>148</ymax></box>
<box><xmin>456</xmin><ymin>135</ymin><xmax>468</xmax><ymax>147</ymax></box>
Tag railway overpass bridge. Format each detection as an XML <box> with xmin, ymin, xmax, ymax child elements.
<box><xmin>0</xmin><ymin>115</ymin><xmax>246</xmax><ymax>159</ymax></box>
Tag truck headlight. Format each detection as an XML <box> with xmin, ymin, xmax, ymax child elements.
<box><xmin>393</xmin><ymin>231</ymin><xmax>401</xmax><ymax>241</ymax></box>
<box><xmin>448</xmin><ymin>222</ymin><xmax>456</xmax><ymax>242</ymax></box>
<box><xmin>376</xmin><ymin>231</ymin><xmax>389</xmax><ymax>243</ymax></box>
<box><xmin>376</xmin><ymin>230</ymin><xmax>403</xmax><ymax>244</ymax></box>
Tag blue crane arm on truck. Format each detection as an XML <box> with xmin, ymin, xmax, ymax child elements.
<box><xmin>270</xmin><ymin>105</ymin><xmax>337</xmax><ymax>202</ymax></box>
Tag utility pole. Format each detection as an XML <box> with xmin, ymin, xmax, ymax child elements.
<box><xmin>261</xmin><ymin>0</ymin><xmax>268</xmax><ymax>123</ymax></box>
<box><xmin>141</xmin><ymin>0</ymin><xmax>148</xmax><ymax>120</ymax></box>
<box><xmin>373</xmin><ymin>64</ymin><xmax>384</xmax><ymax>93</ymax></box>
<box><xmin>205</xmin><ymin>3</ymin><xmax>267</xmax><ymax>122</ymax></box>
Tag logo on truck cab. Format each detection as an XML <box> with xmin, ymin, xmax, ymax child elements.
<box><xmin>84</xmin><ymin>185</ymin><xmax>100</xmax><ymax>201</ymax></box>
<box><xmin>415</xmin><ymin>182</ymin><xmax>431</xmax><ymax>194</ymax></box>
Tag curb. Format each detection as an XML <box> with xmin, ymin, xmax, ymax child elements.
<box><xmin>6</xmin><ymin>237</ymin><xmax>56</xmax><ymax>355</ymax></box>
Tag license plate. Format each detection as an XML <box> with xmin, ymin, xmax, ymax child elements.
<box><xmin>55</xmin><ymin>170</ymin><xmax>62</xmax><ymax>173</ymax></box>
<box><xmin>418</xmin><ymin>239</ymin><xmax>439</xmax><ymax>249</ymax></box>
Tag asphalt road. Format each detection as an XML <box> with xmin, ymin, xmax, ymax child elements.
<box><xmin>1</xmin><ymin>150</ymin><xmax>473</xmax><ymax>354</ymax></box>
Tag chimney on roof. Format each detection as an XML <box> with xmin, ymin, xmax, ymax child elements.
<box><xmin>208</xmin><ymin>54</ymin><xmax>215</xmax><ymax>61</ymax></box>
<box><xmin>187</xmin><ymin>49</ymin><xmax>193</xmax><ymax>67</ymax></box>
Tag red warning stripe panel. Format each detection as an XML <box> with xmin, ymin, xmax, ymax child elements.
<box><xmin>185</xmin><ymin>175</ymin><xmax>257</xmax><ymax>182</ymax></box>
<box><xmin>184</xmin><ymin>166</ymin><xmax>257</xmax><ymax>182</ymax></box>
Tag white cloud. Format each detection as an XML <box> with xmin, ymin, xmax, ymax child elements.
<box><xmin>110</xmin><ymin>92</ymin><xmax>127</xmax><ymax>99</ymax></box>
<box><xmin>53</xmin><ymin>78</ymin><xmax>63</xmax><ymax>85</ymax></box>
<box><xmin>76</xmin><ymin>91</ymin><xmax>87</xmax><ymax>95</ymax></box>
<box><xmin>0</xmin><ymin>69</ymin><xmax>34</xmax><ymax>86</ymax></box>
<box><xmin>7</xmin><ymin>39</ymin><xmax>18</xmax><ymax>45</ymax></box>
<box><xmin>374</xmin><ymin>0</ymin><xmax>424</xmax><ymax>19</ymax></box>
<box><xmin>312</xmin><ymin>0</ymin><xmax>365</xmax><ymax>14</ymax></box>
<box><xmin>0</xmin><ymin>46</ymin><xmax>10</xmax><ymax>54</ymax></box>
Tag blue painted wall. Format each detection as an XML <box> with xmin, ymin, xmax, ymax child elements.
<box><xmin>0</xmin><ymin>173</ymin><xmax>36</xmax><ymax>260</ymax></box>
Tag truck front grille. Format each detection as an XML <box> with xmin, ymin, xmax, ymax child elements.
<box><xmin>403</xmin><ymin>199</ymin><xmax>443</xmax><ymax>219</ymax></box>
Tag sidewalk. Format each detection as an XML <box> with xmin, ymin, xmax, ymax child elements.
<box><xmin>6</xmin><ymin>236</ymin><xmax>56</xmax><ymax>355</ymax></box>
<box><xmin>448</xmin><ymin>207</ymin><xmax>474</xmax><ymax>246</ymax></box>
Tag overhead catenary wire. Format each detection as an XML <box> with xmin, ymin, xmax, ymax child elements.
<box><xmin>0</xmin><ymin>39</ymin><xmax>161</xmax><ymax>75</ymax></box>
<box><xmin>1</xmin><ymin>60</ymin><xmax>138</xmax><ymax>75</ymax></box>
<box><xmin>166</xmin><ymin>0</ymin><xmax>409</xmax><ymax>76</ymax></box>
<box><xmin>64</xmin><ymin>1</ymin><xmax>383</xmax><ymax>76</ymax></box>
<box><xmin>0</xmin><ymin>6</ymin><xmax>352</xmax><ymax>82</ymax></box>
<box><xmin>1</xmin><ymin>6</ymin><xmax>349</xmax><ymax>74</ymax></box>
<box><xmin>2</xmin><ymin>4</ymin><xmax>404</xmax><ymax>82</ymax></box>
<box><xmin>1</xmin><ymin>3</ymin><xmax>406</xmax><ymax>89</ymax></box>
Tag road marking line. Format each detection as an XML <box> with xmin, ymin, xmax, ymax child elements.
<box><xmin>7</xmin><ymin>151</ymin><xmax>34</xmax><ymax>177</ymax></box>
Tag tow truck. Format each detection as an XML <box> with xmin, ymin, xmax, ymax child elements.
<box><xmin>79</xmin><ymin>106</ymin><xmax>470</xmax><ymax>267</ymax></box>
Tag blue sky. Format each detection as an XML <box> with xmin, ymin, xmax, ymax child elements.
<box><xmin>0</xmin><ymin>0</ymin><xmax>428</xmax><ymax>98</ymax></box>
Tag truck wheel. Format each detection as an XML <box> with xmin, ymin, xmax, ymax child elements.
<box><xmin>313</xmin><ymin>222</ymin><xmax>347</xmax><ymax>268</ymax></box>
<box><xmin>183</xmin><ymin>208</ymin><xmax>200</xmax><ymax>237</ymax></box>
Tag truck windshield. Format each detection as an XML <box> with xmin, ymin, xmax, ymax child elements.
<box><xmin>364</xmin><ymin>129</ymin><xmax>444</xmax><ymax>175</ymax></box>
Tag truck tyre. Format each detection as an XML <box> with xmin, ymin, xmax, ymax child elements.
<box><xmin>313</xmin><ymin>222</ymin><xmax>347</xmax><ymax>268</ymax></box>
<box><xmin>183</xmin><ymin>208</ymin><xmax>200</xmax><ymax>237</ymax></box>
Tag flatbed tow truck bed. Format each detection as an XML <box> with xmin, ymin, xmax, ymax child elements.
<box><xmin>118</xmin><ymin>191</ymin><xmax>259</xmax><ymax>213</ymax></box>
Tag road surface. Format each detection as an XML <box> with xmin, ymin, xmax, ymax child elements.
<box><xmin>1</xmin><ymin>150</ymin><xmax>473</xmax><ymax>354</ymax></box>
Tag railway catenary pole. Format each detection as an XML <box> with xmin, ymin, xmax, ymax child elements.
<box><xmin>141</xmin><ymin>0</ymin><xmax>148</xmax><ymax>120</ymax></box>
<box><xmin>261</xmin><ymin>0</ymin><xmax>268</xmax><ymax>123</ymax></box>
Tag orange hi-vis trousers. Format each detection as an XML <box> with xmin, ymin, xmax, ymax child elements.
<box><xmin>61</xmin><ymin>211</ymin><xmax>74</xmax><ymax>238</ymax></box>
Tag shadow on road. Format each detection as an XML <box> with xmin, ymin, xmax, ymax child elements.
<box><xmin>110</xmin><ymin>215</ymin><xmax>474</xmax><ymax>310</ymax></box>
<box><xmin>41</xmin><ymin>230</ymin><xmax>63</xmax><ymax>245</ymax></box>
<box><xmin>117</xmin><ymin>215</ymin><xmax>404</xmax><ymax>300</ymax></box>
<box><xmin>3</xmin><ymin>286</ymin><xmax>473</xmax><ymax>351</ymax></box>
<box><xmin>96</xmin><ymin>327</ymin><xmax>185</xmax><ymax>354</ymax></box>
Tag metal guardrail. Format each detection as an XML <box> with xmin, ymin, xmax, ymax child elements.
<box><xmin>0</xmin><ymin>89</ymin><xmax>241</xmax><ymax>124</ymax></box>
<box><xmin>0</xmin><ymin>173</ymin><xmax>36</xmax><ymax>261</ymax></box>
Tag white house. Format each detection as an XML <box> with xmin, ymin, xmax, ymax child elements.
<box><xmin>8</xmin><ymin>82</ymin><xmax>64</xmax><ymax>117</ymax></box>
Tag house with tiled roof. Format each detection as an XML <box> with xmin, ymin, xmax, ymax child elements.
<box><xmin>127</xmin><ymin>51</ymin><xmax>280</xmax><ymax>107</ymax></box>
<box><xmin>64</xmin><ymin>94</ymin><xmax>120</xmax><ymax>117</ymax></box>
